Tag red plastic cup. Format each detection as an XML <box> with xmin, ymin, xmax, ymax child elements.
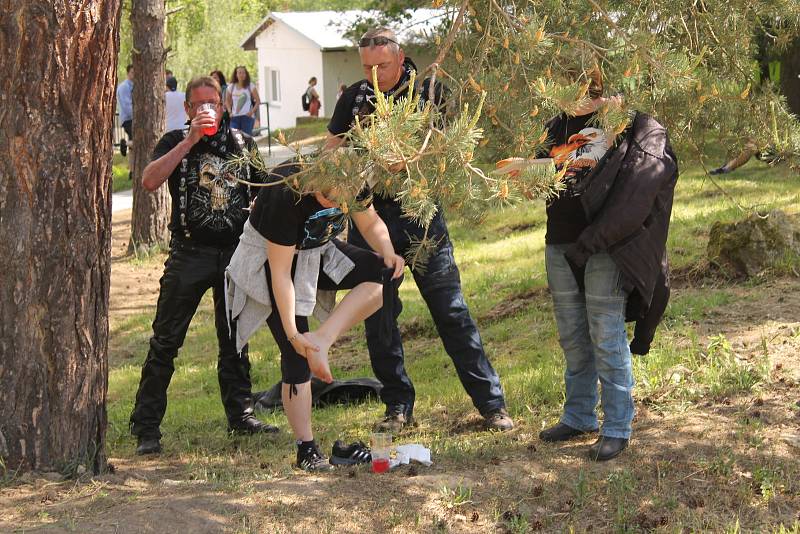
<box><xmin>198</xmin><ymin>103</ymin><xmax>218</xmax><ymax>136</ymax></box>
<box><xmin>371</xmin><ymin>458</ymin><xmax>390</xmax><ymax>473</ymax></box>
<box><xmin>370</xmin><ymin>432</ymin><xmax>391</xmax><ymax>473</ymax></box>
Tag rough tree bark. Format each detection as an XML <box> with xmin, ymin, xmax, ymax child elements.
<box><xmin>0</xmin><ymin>0</ymin><xmax>120</xmax><ymax>473</ymax></box>
<box><xmin>128</xmin><ymin>0</ymin><xmax>169</xmax><ymax>255</ymax></box>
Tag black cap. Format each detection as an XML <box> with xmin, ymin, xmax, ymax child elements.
<box><xmin>166</xmin><ymin>76</ymin><xmax>178</xmax><ymax>91</ymax></box>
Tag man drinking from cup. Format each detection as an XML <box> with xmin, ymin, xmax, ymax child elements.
<box><xmin>129</xmin><ymin>76</ymin><xmax>273</xmax><ymax>455</ymax></box>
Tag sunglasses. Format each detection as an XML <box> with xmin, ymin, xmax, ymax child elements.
<box><xmin>358</xmin><ymin>36</ymin><xmax>398</xmax><ymax>48</ymax></box>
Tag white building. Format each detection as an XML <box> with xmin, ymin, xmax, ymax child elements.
<box><xmin>240</xmin><ymin>10</ymin><xmax>443</xmax><ymax>130</ymax></box>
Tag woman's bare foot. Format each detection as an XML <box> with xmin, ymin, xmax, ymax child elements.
<box><xmin>302</xmin><ymin>331</ymin><xmax>334</xmax><ymax>383</ymax></box>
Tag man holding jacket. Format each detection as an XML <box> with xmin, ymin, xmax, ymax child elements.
<box><xmin>534</xmin><ymin>70</ymin><xmax>678</xmax><ymax>461</ymax></box>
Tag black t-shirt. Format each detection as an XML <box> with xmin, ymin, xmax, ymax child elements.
<box><xmin>328</xmin><ymin>65</ymin><xmax>446</xmax><ymax>136</ymax></box>
<box><xmin>248</xmin><ymin>161</ymin><xmax>371</xmax><ymax>250</ymax></box>
<box><xmin>327</xmin><ymin>59</ymin><xmax>448</xmax><ymax>240</ymax></box>
<box><xmin>328</xmin><ymin>82</ymin><xmax>364</xmax><ymax>136</ymax></box>
<box><xmin>152</xmin><ymin>127</ymin><xmax>261</xmax><ymax>247</ymax></box>
<box><xmin>544</xmin><ymin>112</ymin><xmax>611</xmax><ymax>244</ymax></box>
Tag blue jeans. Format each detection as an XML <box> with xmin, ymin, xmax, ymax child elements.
<box><xmin>230</xmin><ymin>114</ymin><xmax>255</xmax><ymax>135</ymax></box>
<box><xmin>349</xmin><ymin>206</ymin><xmax>506</xmax><ymax>417</ymax></box>
<box><xmin>545</xmin><ymin>244</ymin><xmax>634</xmax><ymax>439</ymax></box>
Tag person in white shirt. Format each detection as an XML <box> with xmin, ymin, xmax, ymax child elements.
<box><xmin>225</xmin><ymin>66</ymin><xmax>260</xmax><ymax>135</ymax></box>
<box><xmin>164</xmin><ymin>76</ymin><xmax>188</xmax><ymax>132</ymax></box>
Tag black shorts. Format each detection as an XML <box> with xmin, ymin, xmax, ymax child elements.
<box><xmin>265</xmin><ymin>239</ymin><xmax>385</xmax><ymax>384</ymax></box>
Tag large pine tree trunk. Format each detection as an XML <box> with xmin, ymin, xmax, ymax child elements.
<box><xmin>128</xmin><ymin>0</ymin><xmax>169</xmax><ymax>255</ymax></box>
<box><xmin>780</xmin><ymin>38</ymin><xmax>800</xmax><ymax>117</ymax></box>
<box><xmin>0</xmin><ymin>0</ymin><xmax>120</xmax><ymax>473</ymax></box>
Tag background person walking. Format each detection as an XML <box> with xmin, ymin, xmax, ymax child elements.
<box><xmin>225</xmin><ymin>65</ymin><xmax>260</xmax><ymax>135</ymax></box>
<box><xmin>306</xmin><ymin>77</ymin><xmax>321</xmax><ymax>117</ymax></box>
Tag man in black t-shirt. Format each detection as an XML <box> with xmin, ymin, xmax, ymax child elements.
<box><xmin>129</xmin><ymin>76</ymin><xmax>275</xmax><ymax>455</ymax></box>
<box><xmin>533</xmin><ymin>70</ymin><xmax>677</xmax><ymax>462</ymax></box>
<box><xmin>543</xmin><ymin>110</ymin><xmax>612</xmax><ymax>244</ymax></box>
<box><xmin>325</xmin><ymin>28</ymin><xmax>513</xmax><ymax>433</ymax></box>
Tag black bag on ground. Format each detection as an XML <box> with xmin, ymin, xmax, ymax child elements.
<box><xmin>254</xmin><ymin>377</ymin><xmax>383</xmax><ymax>411</ymax></box>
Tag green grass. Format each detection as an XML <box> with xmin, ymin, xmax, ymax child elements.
<box><xmin>112</xmin><ymin>153</ymin><xmax>131</xmax><ymax>193</ymax></box>
<box><xmin>267</xmin><ymin>118</ymin><xmax>330</xmax><ymax>146</ymax></box>
<box><xmin>99</xmin><ymin>156</ymin><xmax>800</xmax><ymax>531</ymax></box>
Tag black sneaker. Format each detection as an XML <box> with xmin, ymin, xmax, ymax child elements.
<box><xmin>136</xmin><ymin>436</ymin><xmax>161</xmax><ymax>455</ymax></box>
<box><xmin>330</xmin><ymin>440</ymin><xmax>372</xmax><ymax>466</ymax></box>
<box><xmin>374</xmin><ymin>406</ymin><xmax>414</xmax><ymax>432</ymax></box>
<box><xmin>297</xmin><ymin>444</ymin><xmax>334</xmax><ymax>472</ymax></box>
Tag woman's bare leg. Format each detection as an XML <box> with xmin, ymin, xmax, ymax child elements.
<box><xmin>282</xmin><ymin>381</ymin><xmax>313</xmax><ymax>442</ymax></box>
<box><xmin>304</xmin><ymin>281</ymin><xmax>382</xmax><ymax>382</ymax></box>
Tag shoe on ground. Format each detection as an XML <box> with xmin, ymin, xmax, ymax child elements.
<box><xmin>297</xmin><ymin>444</ymin><xmax>335</xmax><ymax>472</ymax></box>
<box><xmin>483</xmin><ymin>408</ymin><xmax>514</xmax><ymax>431</ymax></box>
<box><xmin>588</xmin><ymin>436</ymin><xmax>629</xmax><ymax>462</ymax></box>
<box><xmin>539</xmin><ymin>422</ymin><xmax>597</xmax><ymax>442</ymax></box>
<box><xmin>228</xmin><ymin>415</ymin><xmax>280</xmax><ymax>435</ymax></box>
<box><xmin>374</xmin><ymin>407</ymin><xmax>414</xmax><ymax>433</ymax></box>
<box><xmin>709</xmin><ymin>165</ymin><xmax>729</xmax><ymax>175</ymax></box>
<box><xmin>136</xmin><ymin>436</ymin><xmax>162</xmax><ymax>455</ymax></box>
<box><xmin>330</xmin><ymin>440</ymin><xmax>372</xmax><ymax>466</ymax></box>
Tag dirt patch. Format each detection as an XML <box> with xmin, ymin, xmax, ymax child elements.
<box><xmin>0</xmin><ymin>459</ymin><xmax>247</xmax><ymax>533</ymax></box>
<box><xmin>694</xmin><ymin>277</ymin><xmax>800</xmax><ymax>381</ymax></box>
<box><xmin>110</xmin><ymin>209</ymin><xmax>164</xmax><ymax>319</ymax></box>
<box><xmin>480</xmin><ymin>287</ymin><xmax>549</xmax><ymax>323</ymax></box>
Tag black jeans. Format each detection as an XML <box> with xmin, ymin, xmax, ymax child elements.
<box><xmin>265</xmin><ymin>239</ymin><xmax>386</xmax><ymax>384</ymax></box>
<box><xmin>129</xmin><ymin>238</ymin><xmax>254</xmax><ymax>439</ymax></box>
<box><xmin>121</xmin><ymin>119</ymin><xmax>132</xmax><ymax>140</ymax></box>
<box><xmin>348</xmin><ymin>203</ymin><xmax>506</xmax><ymax>417</ymax></box>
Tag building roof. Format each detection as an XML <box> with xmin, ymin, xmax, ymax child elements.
<box><xmin>241</xmin><ymin>9</ymin><xmax>446</xmax><ymax>51</ymax></box>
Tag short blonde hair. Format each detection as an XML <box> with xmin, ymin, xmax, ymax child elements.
<box><xmin>359</xmin><ymin>27</ymin><xmax>401</xmax><ymax>53</ymax></box>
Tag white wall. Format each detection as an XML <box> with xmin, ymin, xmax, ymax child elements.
<box><xmin>321</xmin><ymin>50</ymin><xmax>367</xmax><ymax>115</ymax></box>
<box><xmin>321</xmin><ymin>46</ymin><xmax>438</xmax><ymax>117</ymax></box>
<box><xmin>254</xmin><ymin>24</ymin><xmax>439</xmax><ymax>131</ymax></box>
<box><xmin>255</xmin><ymin>21</ymin><xmax>324</xmax><ymax>130</ymax></box>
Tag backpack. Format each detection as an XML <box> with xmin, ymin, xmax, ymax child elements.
<box><xmin>301</xmin><ymin>89</ymin><xmax>311</xmax><ymax>111</ymax></box>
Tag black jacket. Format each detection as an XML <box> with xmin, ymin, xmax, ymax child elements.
<box><xmin>563</xmin><ymin>112</ymin><xmax>678</xmax><ymax>355</ymax></box>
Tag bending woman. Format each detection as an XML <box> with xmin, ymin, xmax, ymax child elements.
<box><xmin>226</xmin><ymin>161</ymin><xmax>404</xmax><ymax>472</ymax></box>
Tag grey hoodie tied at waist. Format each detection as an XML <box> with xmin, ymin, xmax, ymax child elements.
<box><xmin>225</xmin><ymin>219</ymin><xmax>355</xmax><ymax>352</ymax></box>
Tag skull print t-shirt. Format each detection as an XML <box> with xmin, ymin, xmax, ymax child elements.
<box><xmin>543</xmin><ymin>112</ymin><xmax>611</xmax><ymax>244</ymax></box>
<box><xmin>152</xmin><ymin>127</ymin><xmax>260</xmax><ymax>247</ymax></box>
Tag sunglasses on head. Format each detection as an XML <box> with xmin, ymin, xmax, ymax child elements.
<box><xmin>358</xmin><ymin>36</ymin><xmax>398</xmax><ymax>48</ymax></box>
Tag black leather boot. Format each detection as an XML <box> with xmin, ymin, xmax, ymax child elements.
<box><xmin>539</xmin><ymin>422</ymin><xmax>597</xmax><ymax>442</ymax></box>
<box><xmin>219</xmin><ymin>352</ymin><xmax>279</xmax><ymax>434</ymax></box>
<box><xmin>588</xmin><ymin>436</ymin><xmax>629</xmax><ymax>461</ymax></box>
<box><xmin>136</xmin><ymin>436</ymin><xmax>162</xmax><ymax>455</ymax></box>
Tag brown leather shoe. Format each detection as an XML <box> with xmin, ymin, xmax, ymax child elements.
<box><xmin>374</xmin><ymin>407</ymin><xmax>415</xmax><ymax>432</ymax></box>
<box><xmin>483</xmin><ymin>408</ymin><xmax>514</xmax><ymax>431</ymax></box>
